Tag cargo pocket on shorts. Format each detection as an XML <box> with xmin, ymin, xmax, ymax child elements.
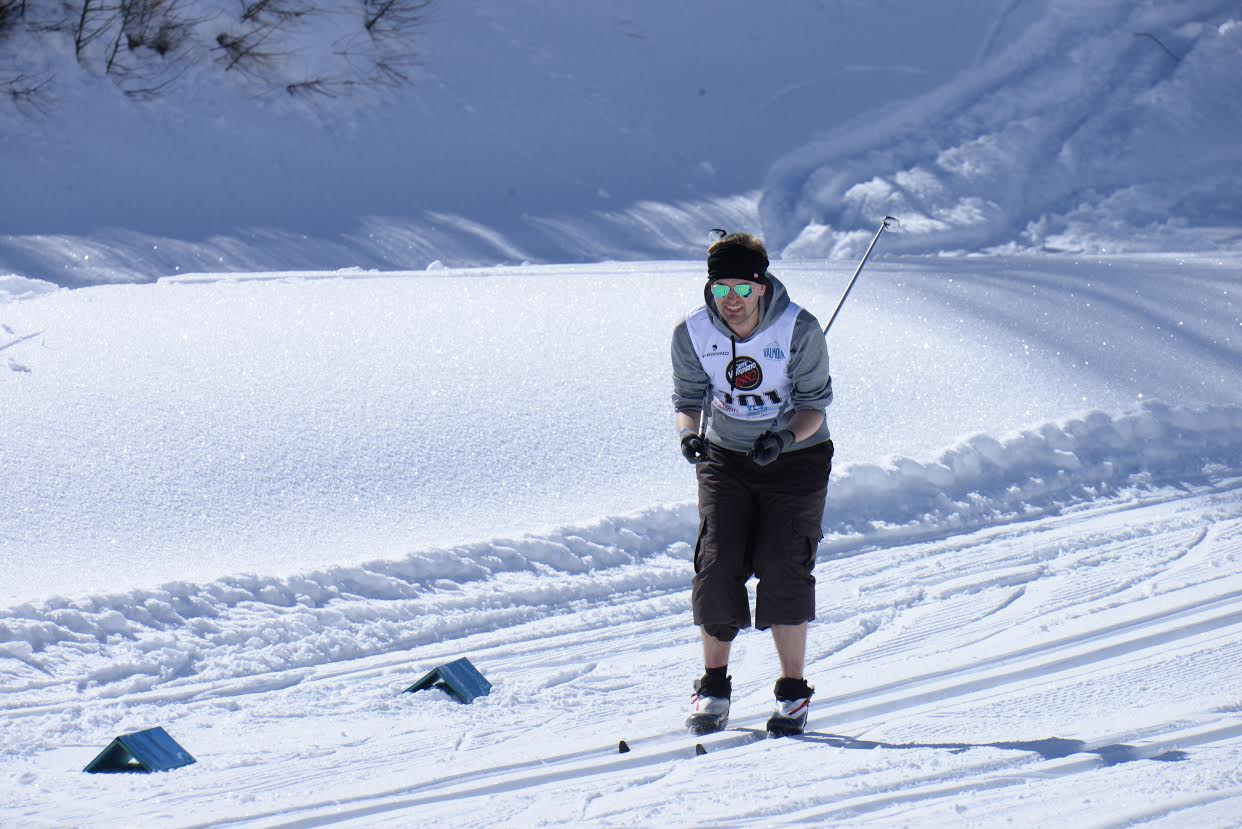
<box><xmin>793</xmin><ymin>515</ymin><xmax>824</xmax><ymax>572</ymax></box>
<box><xmin>692</xmin><ymin>517</ymin><xmax>708</xmax><ymax>575</ymax></box>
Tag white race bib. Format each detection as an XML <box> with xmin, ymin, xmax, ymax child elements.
<box><xmin>685</xmin><ymin>303</ymin><xmax>800</xmax><ymax>421</ymax></box>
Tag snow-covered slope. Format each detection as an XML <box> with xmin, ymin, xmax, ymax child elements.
<box><xmin>3</xmin><ymin>1</ymin><xmax>1239</xmax><ymax>286</ymax></box>
<box><xmin>762</xmin><ymin>1</ymin><xmax>1242</xmax><ymax>259</ymax></box>
<box><xmin>3</xmin><ymin>0</ymin><xmax>1242</xmax><ymax>823</ymax></box>
<box><xmin>2</xmin><ymin>253</ymin><xmax>1241</xmax><ymax>826</ymax></box>
<box><xmin>3</xmin><ymin>255</ymin><xmax>1239</xmax><ymax>601</ymax></box>
<box><xmin>0</xmin><ymin>0</ymin><xmax>999</xmax><ymax>286</ymax></box>
<box><xmin>2</xmin><ymin>423</ymin><xmax>1241</xmax><ymax>827</ymax></box>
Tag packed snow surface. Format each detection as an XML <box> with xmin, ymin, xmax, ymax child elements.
<box><xmin>3</xmin><ymin>255</ymin><xmax>1239</xmax><ymax>601</ymax></box>
<box><xmin>2</xmin><ymin>0</ymin><xmax>1241</xmax><ymax>824</ymax></box>
<box><xmin>2</xmin><ymin>254</ymin><xmax>1241</xmax><ymax>826</ymax></box>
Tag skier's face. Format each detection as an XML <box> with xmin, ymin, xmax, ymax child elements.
<box><xmin>711</xmin><ymin>279</ymin><xmax>765</xmax><ymax>330</ymax></box>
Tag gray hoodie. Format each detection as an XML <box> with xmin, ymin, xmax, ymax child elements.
<box><xmin>671</xmin><ymin>273</ymin><xmax>833</xmax><ymax>453</ymax></box>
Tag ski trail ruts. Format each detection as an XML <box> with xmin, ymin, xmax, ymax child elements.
<box><xmin>5</xmin><ymin>480</ymin><xmax>1230</xmax><ymax>721</ymax></box>
<box><xmin>186</xmin><ymin>714</ymin><xmax>1242</xmax><ymax>829</ymax></box>
<box><xmin>4</xmin><ymin>487</ymin><xmax>1227</xmax><ymax>747</ymax></box>
<box><xmin>90</xmin><ymin>589</ymin><xmax>1242</xmax><ymax>825</ymax></box>
<box><xmin>1144</xmin><ymin>518</ymin><xmax>1242</xmax><ymax>594</ymax></box>
<box><xmin>1031</xmin><ymin>518</ymin><xmax>1242</xmax><ymax>633</ymax></box>
<box><xmin>820</xmin><ymin>523</ymin><xmax>1077</xmax><ymax>665</ymax></box>
<box><xmin>185</xmin><ymin>625</ymin><xmax>755</xmax><ymax>811</ymax></box>
<box><xmin>74</xmin><ymin>579</ymin><xmax>1242</xmax><ymax>822</ymax></box>
<box><xmin>178</xmin><ymin>728</ymin><xmax>770</xmax><ymax>829</ymax></box>
<box><xmin>1081</xmin><ymin>787</ymin><xmax>1242</xmax><ymax>829</ymax></box>
<box><xmin>767</xmin><ymin>719</ymin><xmax>1242</xmax><ymax>827</ymax></box>
<box><xmin>968</xmin><ymin>527</ymin><xmax>1218</xmax><ymax>641</ymax></box>
<box><xmin>0</xmin><ymin>591</ymin><xmax>700</xmax><ymax>810</ymax></box>
<box><xmin>11</xmin><ymin>487</ymin><xmax>1240</xmax><ymax>824</ymax></box>
<box><xmin>185</xmin><ymin>611</ymin><xmax>703</xmax><ymax>801</ymax></box>
<box><xmin>831</xmin><ymin>512</ymin><xmax>1232</xmax><ymax>671</ymax></box>
<box><xmin>332</xmin><ymin>482</ymin><xmax>1242</xmax><ymax>720</ymax></box>
<box><xmin>972</xmin><ymin>0</ymin><xmax>1024</xmax><ymax>66</ymax></box>
<box><xmin>173</xmin><ymin>589</ymin><xmax>1242</xmax><ymax>829</ymax></box>
<box><xmin>0</xmin><ymin>603</ymin><xmax>694</xmax><ymax>742</ymax></box>
<box><xmin>0</xmin><ymin>331</ymin><xmax>41</xmax><ymax>354</ymax></box>
<box><xmin>0</xmin><ymin>576</ymin><xmax>696</xmax><ymax>720</ymax></box>
<box><xmin>804</xmin><ymin>586</ymin><xmax>1242</xmax><ymax>734</ymax></box>
<box><xmin>819</xmin><ymin>479</ymin><xmax>1235</xmax><ymax>583</ymax></box>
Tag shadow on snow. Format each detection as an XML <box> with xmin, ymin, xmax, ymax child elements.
<box><xmin>793</xmin><ymin>733</ymin><xmax>1188</xmax><ymax>765</ymax></box>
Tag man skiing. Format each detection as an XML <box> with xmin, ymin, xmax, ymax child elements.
<box><xmin>670</xmin><ymin>232</ymin><xmax>834</xmax><ymax>737</ymax></box>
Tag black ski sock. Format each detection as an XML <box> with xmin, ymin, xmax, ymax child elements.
<box><xmin>696</xmin><ymin>665</ymin><xmax>732</xmax><ymax>699</ymax></box>
<box><xmin>774</xmin><ymin>676</ymin><xmax>814</xmax><ymax>701</ymax></box>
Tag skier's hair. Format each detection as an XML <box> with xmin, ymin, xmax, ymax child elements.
<box><xmin>707</xmin><ymin>232</ymin><xmax>767</xmax><ymax>258</ymax></box>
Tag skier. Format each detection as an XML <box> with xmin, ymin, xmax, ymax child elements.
<box><xmin>670</xmin><ymin>232</ymin><xmax>834</xmax><ymax>737</ymax></box>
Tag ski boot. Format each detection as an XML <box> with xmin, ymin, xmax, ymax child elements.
<box><xmin>686</xmin><ymin>672</ymin><xmax>732</xmax><ymax>735</ymax></box>
<box><xmin>766</xmin><ymin>677</ymin><xmax>813</xmax><ymax>737</ymax></box>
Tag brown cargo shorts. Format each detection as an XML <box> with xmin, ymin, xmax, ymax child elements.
<box><xmin>692</xmin><ymin>439</ymin><xmax>833</xmax><ymax>633</ymax></box>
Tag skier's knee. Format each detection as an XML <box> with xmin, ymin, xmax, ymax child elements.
<box><xmin>703</xmin><ymin>624</ymin><xmax>739</xmax><ymax>642</ymax></box>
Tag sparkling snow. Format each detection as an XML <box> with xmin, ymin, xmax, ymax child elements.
<box><xmin>2</xmin><ymin>0</ymin><xmax>1242</xmax><ymax>825</ymax></box>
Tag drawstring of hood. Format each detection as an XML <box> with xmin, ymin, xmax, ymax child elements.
<box><xmin>730</xmin><ymin>336</ymin><xmax>737</xmax><ymax>391</ymax></box>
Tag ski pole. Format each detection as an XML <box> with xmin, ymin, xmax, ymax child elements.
<box><xmin>822</xmin><ymin>216</ymin><xmax>898</xmax><ymax>335</ymax></box>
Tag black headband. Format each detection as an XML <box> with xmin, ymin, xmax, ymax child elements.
<box><xmin>707</xmin><ymin>241</ymin><xmax>769</xmax><ymax>283</ymax></box>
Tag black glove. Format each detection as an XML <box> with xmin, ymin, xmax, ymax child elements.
<box><xmin>680</xmin><ymin>431</ymin><xmax>709</xmax><ymax>464</ymax></box>
<box><xmin>750</xmin><ymin>429</ymin><xmax>795</xmax><ymax>466</ymax></box>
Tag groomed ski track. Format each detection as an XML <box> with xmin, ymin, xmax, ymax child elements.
<box><xmin>5</xmin><ymin>475</ymin><xmax>1242</xmax><ymax>827</ymax></box>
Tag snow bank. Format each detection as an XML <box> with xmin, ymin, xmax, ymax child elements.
<box><xmin>3</xmin><ymin>403</ymin><xmax>1239</xmax><ymax>696</ymax></box>
<box><xmin>761</xmin><ymin>1</ymin><xmax>1242</xmax><ymax>258</ymax></box>
<box><xmin>0</xmin><ymin>505</ymin><xmax>698</xmax><ymax>694</ymax></box>
<box><xmin>0</xmin><ymin>193</ymin><xmax>760</xmax><ymax>288</ymax></box>
<box><xmin>0</xmin><ymin>274</ymin><xmax>58</xmax><ymax>303</ymax></box>
<box><xmin>825</xmin><ymin>401</ymin><xmax>1242</xmax><ymax>539</ymax></box>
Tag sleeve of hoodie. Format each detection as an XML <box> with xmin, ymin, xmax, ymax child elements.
<box><xmin>671</xmin><ymin>320</ymin><xmax>710</xmax><ymax>411</ymax></box>
<box><xmin>789</xmin><ymin>309</ymin><xmax>833</xmax><ymax>411</ymax></box>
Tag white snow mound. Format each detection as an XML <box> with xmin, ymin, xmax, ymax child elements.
<box><xmin>761</xmin><ymin>2</ymin><xmax>1242</xmax><ymax>258</ymax></box>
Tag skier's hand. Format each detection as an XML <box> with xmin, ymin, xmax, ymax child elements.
<box><xmin>680</xmin><ymin>431</ymin><xmax>709</xmax><ymax>464</ymax></box>
<box><xmin>750</xmin><ymin>429</ymin><xmax>795</xmax><ymax>466</ymax></box>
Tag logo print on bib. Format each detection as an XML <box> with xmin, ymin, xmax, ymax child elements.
<box><xmin>763</xmin><ymin>341</ymin><xmax>786</xmax><ymax>360</ymax></box>
<box><xmin>726</xmin><ymin>356</ymin><xmax>763</xmax><ymax>391</ymax></box>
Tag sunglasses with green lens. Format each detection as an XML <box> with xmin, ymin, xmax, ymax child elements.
<box><xmin>711</xmin><ymin>283</ymin><xmax>755</xmax><ymax>299</ymax></box>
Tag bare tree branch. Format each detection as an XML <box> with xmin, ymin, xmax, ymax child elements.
<box><xmin>285</xmin><ymin>77</ymin><xmax>336</xmax><ymax>97</ymax></box>
<box><xmin>6</xmin><ymin>0</ymin><xmax>435</xmax><ymax>110</ymax></box>
<box><xmin>241</xmin><ymin>0</ymin><xmax>313</xmax><ymax>25</ymax></box>
<box><xmin>75</xmin><ymin>0</ymin><xmax>122</xmax><ymax>61</ymax></box>
<box><xmin>363</xmin><ymin>0</ymin><xmax>431</xmax><ymax>40</ymax></box>
<box><xmin>0</xmin><ymin>0</ymin><xmax>28</xmax><ymax>35</ymax></box>
<box><xmin>5</xmin><ymin>71</ymin><xmax>54</xmax><ymax>115</ymax></box>
<box><xmin>214</xmin><ymin>23</ymin><xmax>286</xmax><ymax>75</ymax></box>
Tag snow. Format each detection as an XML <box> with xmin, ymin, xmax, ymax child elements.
<box><xmin>3</xmin><ymin>256</ymin><xmax>1238</xmax><ymax>601</ymax></box>
<box><xmin>2</xmin><ymin>254</ymin><xmax>1241</xmax><ymax>826</ymax></box>
<box><xmin>762</xmin><ymin>1</ymin><xmax>1242</xmax><ymax>259</ymax></box>
<box><xmin>3</xmin><ymin>0</ymin><xmax>1242</xmax><ymax>825</ymax></box>
<box><xmin>5</xmin><ymin>1</ymin><xmax>1239</xmax><ymax>286</ymax></box>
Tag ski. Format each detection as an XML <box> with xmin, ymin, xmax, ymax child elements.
<box><xmin>617</xmin><ymin>728</ymin><xmax>768</xmax><ymax>759</ymax></box>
